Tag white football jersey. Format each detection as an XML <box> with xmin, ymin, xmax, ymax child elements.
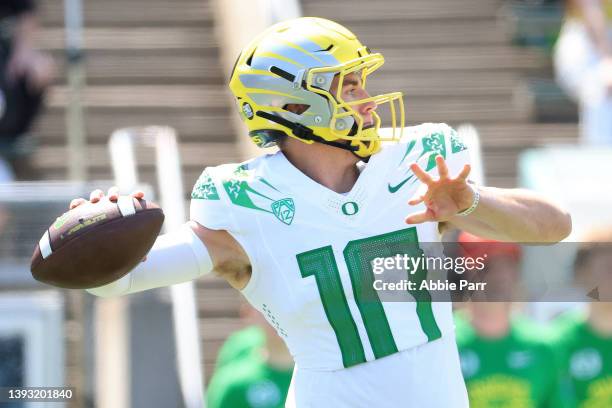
<box><xmin>190</xmin><ymin>123</ymin><xmax>470</xmax><ymax>371</ymax></box>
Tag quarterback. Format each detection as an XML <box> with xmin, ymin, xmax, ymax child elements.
<box><xmin>74</xmin><ymin>18</ymin><xmax>571</xmax><ymax>407</ymax></box>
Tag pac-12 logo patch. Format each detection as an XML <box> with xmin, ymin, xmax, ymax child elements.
<box><xmin>271</xmin><ymin>198</ymin><xmax>295</xmax><ymax>225</ymax></box>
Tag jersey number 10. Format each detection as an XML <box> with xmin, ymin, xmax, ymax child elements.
<box><xmin>296</xmin><ymin>227</ymin><xmax>441</xmax><ymax>368</ymax></box>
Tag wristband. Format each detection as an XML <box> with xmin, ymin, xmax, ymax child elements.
<box><xmin>456</xmin><ymin>184</ymin><xmax>480</xmax><ymax>217</ymax></box>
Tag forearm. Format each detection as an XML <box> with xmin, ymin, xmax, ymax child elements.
<box><xmin>578</xmin><ymin>0</ymin><xmax>612</xmax><ymax>57</ymax></box>
<box><xmin>86</xmin><ymin>224</ymin><xmax>212</xmax><ymax>297</ymax></box>
<box><xmin>448</xmin><ymin>186</ymin><xmax>572</xmax><ymax>242</ymax></box>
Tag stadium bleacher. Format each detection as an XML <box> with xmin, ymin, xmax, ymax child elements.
<box><xmin>300</xmin><ymin>0</ymin><xmax>577</xmax><ymax>189</ymax></box>
<box><xmin>33</xmin><ymin>0</ymin><xmax>240</xmax><ymax>186</ymax></box>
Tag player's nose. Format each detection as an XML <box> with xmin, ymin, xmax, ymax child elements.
<box><xmin>357</xmin><ymin>91</ymin><xmax>377</xmax><ymax>124</ymax></box>
<box><xmin>359</xmin><ymin>89</ymin><xmax>376</xmax><ymax>109</ymax></box>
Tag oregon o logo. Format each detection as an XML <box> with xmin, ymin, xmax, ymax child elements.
<box><xmin>341</xmin><ymin>201</ymin><xmax>359</xmax><ymax>216</ymax></box>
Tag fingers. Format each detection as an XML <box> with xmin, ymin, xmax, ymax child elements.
<box><xmin>89</xmin><ymin>189</ymin><xmax>104</xmax><ymax>203</ymax></box>
<box><xmin>457</xmin><ymin>164</ymin><xmax>471</xmax><ymax>181</ymax></box>
<box><xmin>73</xmin><ymin>186</ymin><xmax>144</xmax><ymax>210</ymax></box>
<box><xmin>410</xmin><ymin>162</ymin><xmax>433</xmax><ymax>185</ymax></box>
<box><xmin>416</xmin><ymin>157</ymin><xmax>470</xmax><ymax>183</ymax></box>
<box><xmin>405</xmin><ymin>210</ymin><xmax>435</xmax><ymax>225</ymax></box>
<box><xmin>106</xmin><ymin>187</ymin><xmax>145</xmax><ymax>202</ymax></box>
<box><xmin>107</xmin><ymin>186</ymin><xmax>119</xmax><ymax>201</ymax></box>
<box><xmin>408</xmin><ymin>180</ymin><xmax>428</xmax><ymax>206</ymax></box>
<box><xmin>435</xmin><ymin>155</ymin><xmax>449</xmax><ymax>179</ymax></box>
<box><xmin>131</xmin><ymin>190</ymin><xmax>145</xmax><ymax>200</ymax></box>
<box><xmin>408</xmin><ymin>195</ymin><xmax>424</xmax><ymax>206</ymax></box>
<box><xmin>69</xmin><ymin>198</ymin><xmax>87</xmax><ymax>210</ymax></box>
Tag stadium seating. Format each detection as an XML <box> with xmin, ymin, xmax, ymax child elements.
<box><xmin>300</xmin><ymin>0</ymin><xmax>577</xmax><ymax>188</ymax></box>
<box><xmin>33</xmin><ymin>0</ymin><xmax>241</xmax><ymax>191</ymax></box>
<box><xmin>500</xmin><ymin>1</ymin><xmax>579</xmax><ymax>125</ymax></box>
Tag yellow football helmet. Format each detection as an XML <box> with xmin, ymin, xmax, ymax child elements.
<box><xmin>229</xmin><ymin>17</ymin><xmax>404</xmax><ymax>158</ymax></box>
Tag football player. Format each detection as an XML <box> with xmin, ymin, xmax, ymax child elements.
<box><xmin>73</xmin><ymin>18</ymin><xmax>572</xmax><ymax>407</ymax></box>
<box><xmin>207</xmin><ymin>303</ymin><xmax>293</xmax><ymax>408</ymax></box>
<box><xmin>454</xmin><ymin>232</ymin><xmax>560</xmax><ymax>408</ymax></box>
<box><xmin>552</xmin><ymin>227</ymin><xmax>612</xmax><ymax>407</ymax></box>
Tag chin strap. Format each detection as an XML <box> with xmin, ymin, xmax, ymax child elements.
<box><xmin>256</xmin><ymin>111</ymin><xmax>359</xmax><ymax>153</ymax></box>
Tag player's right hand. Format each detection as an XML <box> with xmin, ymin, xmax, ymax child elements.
<box><xmin>69</xmin><ymin>187</ymin><xmax>145</xmax><ymax>210</ymax></box>
<box><xmin>68</xmin><ymin>187</ymin><xmax>148</xmax><ymax>262</ymax></box>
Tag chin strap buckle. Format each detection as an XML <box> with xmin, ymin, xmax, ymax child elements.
<box><xmin>291</xmin><ymin>124</ymin><xmax>313</xmax><ymax>139</ymax></box>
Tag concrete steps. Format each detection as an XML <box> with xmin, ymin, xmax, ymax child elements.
<box><xmin>39</xmin><ymin>0</ymin><xmax>213</xmax><ymax>27</ymax></box>
<box><xmin>32</xmin><ymin>0</ymin><xmax>234</xmax><ymax>186</ymax></box>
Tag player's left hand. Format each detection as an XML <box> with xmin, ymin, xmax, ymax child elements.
<box><xmin>405</xmin><ymin>155</ymin><xmax>474</xmax><ymax>224</ymax></box>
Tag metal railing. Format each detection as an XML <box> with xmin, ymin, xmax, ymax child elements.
<box><xmin>107</xmin><ymin>126</ymin><xmax>205</xmax><ymax>408</ymax></box>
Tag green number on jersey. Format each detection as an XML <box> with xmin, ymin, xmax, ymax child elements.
<box><xmin>296</xmin><ymin>227</ymin><xmax>441</xmax><ymax>368</ymax></box>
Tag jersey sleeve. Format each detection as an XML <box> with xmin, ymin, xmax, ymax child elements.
<box><xmin>190</xmin><ymin>162</ymin><xmax>265</xmax><ymax>280</ymax></box>
<box><xmin>440</xmin><ymin>124</ymin><xmax>472</xmax><ymax>178</ymax></box>
<box><xmin>397</xmin><ymin>122</ymin><xmax>472</xmax><ymax>179</ymax></box>
<box><xmin>189</xmin><ymin>167</ymin><xmax>237</xmax><ymax>231</ymax></box>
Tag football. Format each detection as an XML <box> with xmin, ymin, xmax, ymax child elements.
<box><xmin>30</xmin><ymin>196</ymin><xmax>165</xmax><ymax>289</ymax></box>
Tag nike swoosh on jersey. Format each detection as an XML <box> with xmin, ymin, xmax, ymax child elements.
<box><xmin>387</xmin><ymin>175</ymin><xmax>414</xmax><ymax>193</ymax></box>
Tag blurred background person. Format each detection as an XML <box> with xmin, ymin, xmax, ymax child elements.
<box><xmin>455</xmin><ymin>232</ymin><xmax>560</xmax><ymax>408</ymax></box>
<box><xmin>0</xmin><ymin>0</ymin><xmax>53</xmax><ymax>181</ymax></box>
<box><xmin>207</xmin><ymin>303</ymin><xmax>294</xmax><ymax>408</ymax></box>
<box><xmin>554</xmin><ymin>0</ymin><xmax>612</xmax><ymax>145</ymax></box>
<box><xmin>552</xmin><ymin>226</ymin><xmax>612</xmax><ymax>407</ymax></box>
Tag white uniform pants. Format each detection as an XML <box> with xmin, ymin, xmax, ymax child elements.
<box><xmin>285</xmin><ymin>335</ymin><xmax>468</xmax><ymax>408</ymax></box>
<box><xmin>554</xmin><ymin>21</ymin><xmax>612</xmax><ymax>145</ymax></box>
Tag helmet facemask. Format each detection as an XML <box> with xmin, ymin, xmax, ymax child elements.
<box><xmin>306</xmin><ymin>52</ymin><xmax>405</xmax><ymax>157</ymax></box>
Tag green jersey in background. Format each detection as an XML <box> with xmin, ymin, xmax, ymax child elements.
<box><xmin>552</xmin><ymin>311</ymin><xmax>612</xmax><ymax>408</ymax></box>
<box><xmin>207</xmin><ymin>326</ymin><xmax>293</xmax><ymax>408</ymax></box>
<box><xmin>455</xmin><ymin>313</ymin><xmax>559</xmax><ymax>408</ymax></box>
<box><xmin>214</xmin><ymin>325</ymin><xmax>266</xmax><ymax>370</ymax></box>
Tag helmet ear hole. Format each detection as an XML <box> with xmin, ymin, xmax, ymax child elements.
<box><xmin>283</xmin><ymin>104</ymin><xmax>310</xmax><ymax>115</ymax></box>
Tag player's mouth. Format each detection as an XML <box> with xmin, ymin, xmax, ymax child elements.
<box><xmin>363</xmin><ymin>122</ymin><xmax>375</xmax><ymax>130</ymax></box>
